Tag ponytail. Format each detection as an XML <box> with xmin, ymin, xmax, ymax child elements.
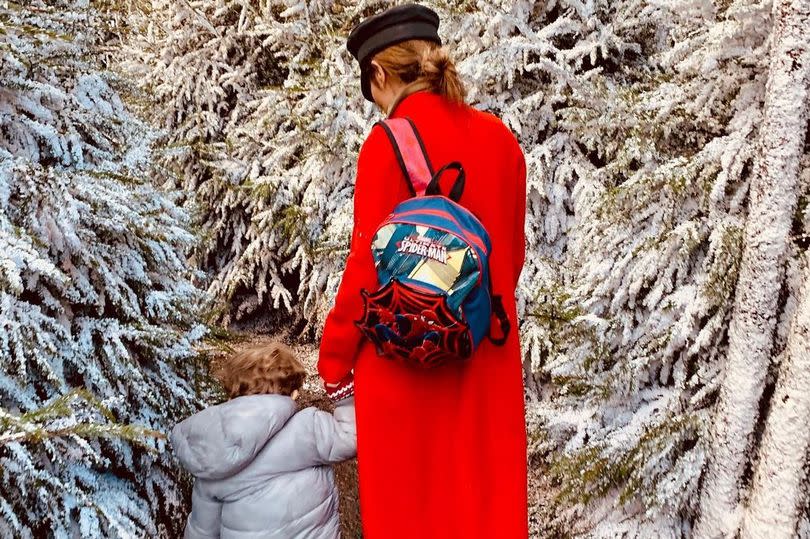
<box><xmin>372</xmin><ymin>39</ymin><xmax>467</xmax><ymax>114</ymax></box>
<box><xmin>419</xmin><ymin>46</ymin><xmax>466</xmax><ymax>103</ymax></box>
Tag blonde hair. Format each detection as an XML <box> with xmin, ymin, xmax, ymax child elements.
<box><xmin>372</xmin><ymin>39</ymin><xmax>466</xmax><ymax>114</ymax></box>
<box><xmin>215</xmin><ymin>342</ymin><xmax>306</xmax><ymax>398</ymax></box>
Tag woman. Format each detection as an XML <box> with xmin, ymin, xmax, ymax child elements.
<box><xmin>318</xmin><ymin>4</ymin><xmax>528</xmax><ymax>538</ymax></box>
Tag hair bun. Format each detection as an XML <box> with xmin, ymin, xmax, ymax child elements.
<box><xmin>420</xmin><ymin>46</ymin><xmax>451</xmax><ymax>79</ymax></box>
<box><xmin>419</xmin><ymin>45</ymin><xmax>465</xmax><ymax>103</ymax></box>
<box><xmin>375</xmin><ymin>40</ymin><xmax>466</xmax><ymax>108</ymax></box>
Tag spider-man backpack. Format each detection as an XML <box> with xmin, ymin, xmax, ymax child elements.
<box><xmin>355</xmin><ymin>117</ymin><xmax>511</xmax><ymax>368</ymax></box>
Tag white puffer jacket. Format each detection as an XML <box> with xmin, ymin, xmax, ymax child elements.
<box><xmin>171</xmin><ymin>394</ymin><xmax>356</xmax><ymax>539</ymax></box>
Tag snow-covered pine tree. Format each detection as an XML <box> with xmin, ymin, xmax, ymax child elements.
<box><xmin>742</xmin><ymin>143</ymin><xmax>810</xmax><ymax>539</ymax></box>
<box><xmin>134</xmin><ymin>0</ymin><xmax>810</xmax><ymax>535</ymax></box>
<box><xmin>742</xmin><ymin>251</ymin><xmax>810</xmax><ymax>537</ymax></box>
<box><xmin>213</xmin><ymin>0</ymin><xmax>386</xmax><ymax>329</ymax></box>
<box><xmin>1</xmin><ymin>2</ymin><xmax>207</xmax><ymax>536</ymax></box>
<box><xmin>135</xmin><ymin>0</ymin><xmax>396</xmax><ymax>329</ymax></box>
<box><xmin>136</xmin><ymin>0</ymin><xmax>638</xmax><ymax>333</ymax></box>
<box><xmin>132</xmin><ymin>0</ymin><xmax>297</xmax><ymax>326</ymax></box>
<box><xmin>696</xmin><ymin>1</ymin><xmax>810</xmax><ymax>535</ymax></box>
<box><xmin>525</xmin><ymin>0</ymin><xmax>810</xmax><ymax>536</ymax></box>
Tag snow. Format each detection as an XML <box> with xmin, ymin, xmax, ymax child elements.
<box><xmin>1</xmin><ymin>1</ymin><xmax>207</xmax><ymax>536</ymax></box>
<box><xmin>694</xmin><ymin>1</ymin><xmax>810</xmax><ymax>536</ymax></box>
<box><xmin>2</xmin><ymin>0</ymin><xmax>809</xmax><ymax>537</ymax></box>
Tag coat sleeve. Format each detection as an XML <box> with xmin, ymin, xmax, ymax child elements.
<box><xmin>318</xmin><ymin>126</ymin><xmax>399</xmax><ymax>383</ymax></box>
<box><xmin>512</xmin><ymin>146</ymin><xmax>527</xmax><ymax>288</ymax></box>
<box><xmin>183</xmin><ymin>482</ymin><xmax>222</xmax><ymax>539</ymax></box>
<box><xmin>296</xmin><ymin>398</ymin><xmax>358</xmax><ymax>465</ymax></box>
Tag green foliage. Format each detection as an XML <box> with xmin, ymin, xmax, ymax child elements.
<box><xmin>550</xmin><ymin>414</ymin><xmax>700</xmax><ymax>507</ymax></box>
<box><xmin>0</xmin><ymin>390</ymin><xmax>164</xmax><ymax>447</ymax></box>
<box><xmin>703</xmin><ymin>224</ymin><xmax>744</xmax><ymax>304</ymax></box>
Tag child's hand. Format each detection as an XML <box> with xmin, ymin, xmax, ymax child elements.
<box><xmin>324</xmin><ymin>371</ymin><xmax>354</xmax><ymax>403</ymax></box>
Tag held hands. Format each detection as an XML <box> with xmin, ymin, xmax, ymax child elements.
<box><xmin>324</xmin><ymin>371</ymin><xmax>355</xmax><ymax>403</ymax></box>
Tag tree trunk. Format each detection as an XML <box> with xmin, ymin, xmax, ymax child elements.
<box><xmin>741</xmin><ymin>255</ymin><xmax>810</xmax><ymax>538</ymax></box>
<box><xmin>694</xmin><ymin>1</ymin><xmax>810</xmax><ymax>537</ymax></box>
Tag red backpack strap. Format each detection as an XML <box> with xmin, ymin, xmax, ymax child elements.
<box><xmin>376</xmin><ymin>117</ymin><xmax>434</xmax><ymax>196</ymax></box>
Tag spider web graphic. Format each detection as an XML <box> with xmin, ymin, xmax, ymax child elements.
<box><xmin>355</xmin><ymin>279</ymin><xmax>472</xmax><ymax>368</ymax></box>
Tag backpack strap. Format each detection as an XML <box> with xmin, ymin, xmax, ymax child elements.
<box><xmin>376</xmin><ymin>117</ymin><xmax>434</xmax><ymax>196</ymax></box>
<box><xmin>487</xmin><ymin>276</ymin><xmax>511</xmax><ymax>347</ymax></box>
<box><xmin>488</xmin><ymin>295</ymin><xmax>511</xmax><ymax>346</ymax></box>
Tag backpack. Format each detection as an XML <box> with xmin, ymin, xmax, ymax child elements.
<box><xmin>354</xmin><ymin>117</ymin><xmax>511</xmax><ymax>368</ymax></box>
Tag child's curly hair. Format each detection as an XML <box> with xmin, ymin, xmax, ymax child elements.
<box><xmin>215</xmin><ymin>342</ymin><xmax>307</xmax><ymax>398</ymax></box>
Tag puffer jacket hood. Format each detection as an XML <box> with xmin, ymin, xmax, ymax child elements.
<box><xmin>171</xmin><ymin>394</ymin><xmax>297</xmax><ymax>480</ymax></box>
<box><xmin>172</xmin><ymin>394</ymin><xmax>356</xmax><ymax>539</ymax></box>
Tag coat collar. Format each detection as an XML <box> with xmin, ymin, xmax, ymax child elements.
<box><xmin>387</xmin><ymin>89</ymin><xmax>445</xmax><ymax>119</ymax></box>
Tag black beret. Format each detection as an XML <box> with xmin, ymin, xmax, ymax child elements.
<box><xmin>347</xmin><ymin>4</ymin><xmax>442</xmax><ymax>101</ymax></box>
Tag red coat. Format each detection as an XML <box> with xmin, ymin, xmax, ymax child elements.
<box><xmin>318</xmin><ymin>90</ymin><xmax>528</xmax><ymax>539</ymax></box>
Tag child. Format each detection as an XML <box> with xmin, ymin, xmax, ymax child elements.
<box><xmin>171</xmin><ymin>342</ymin><xmax>356</xmax><ymax>539</ymax></box>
